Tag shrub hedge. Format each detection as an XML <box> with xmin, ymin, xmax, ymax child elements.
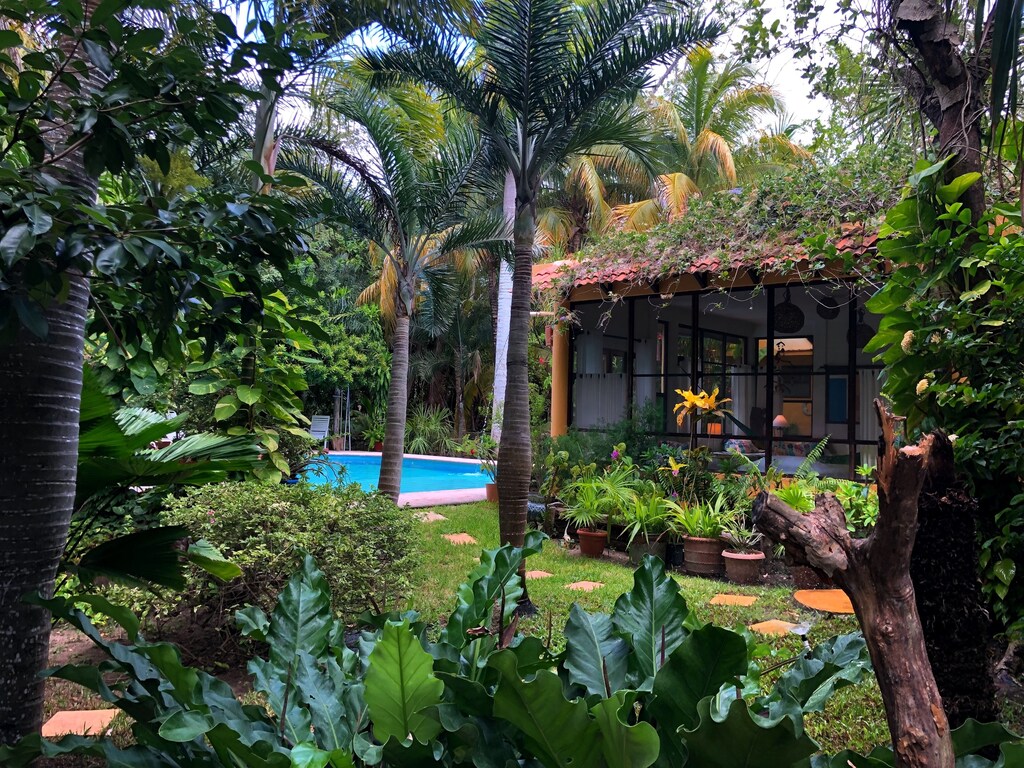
<box><xmin>162</xmin><ymin>481</ymin><xmax>418</xmax><ymax>623</ymax></box>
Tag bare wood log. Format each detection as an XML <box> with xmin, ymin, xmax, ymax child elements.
<box><xmin>753</xmin><ymin>399</ymin><xmax>954</xmax><ymax>768</ymax></box>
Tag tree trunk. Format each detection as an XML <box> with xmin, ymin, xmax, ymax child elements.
<box><xmin>378</xmin><ymin>310</ymin><xmax>411</xmax><ymax>502</ymax></box>
<box><xmin>0</xmin><ymin>278</ymin><xmax>90</xmax><ymax>745</ymax></box>
<box><xmin>454</xmin><ymin>343</ymin><xmax>466</xmax><ymax>440</ymax></box>
<box><xmin>497</xmin><ymin>192</ymin><xmax>535</xmax><ymax>614</ymax></box>
<box><xmin>893</xmin><ymin>0</ymin><xmax>986</xmax><ymax>221</ymax></box>
<box><xmin>753</xmin><ymin>400</ymin><xmax>954</xmax><ymax>768</ymax></box>
<box><xmin>490</xmin><ymin>171</ymin><xmax>515</xmax><ymax>442</ymax></box>
<box><xmin>0</xmin><ymin>4</ymin><xmax>101</xmax><ymax>743</ymax></box>
<box><xmin>911</xmin><ymin>439</ymin><xmax>998</xmax><ymax>726</ymax></box>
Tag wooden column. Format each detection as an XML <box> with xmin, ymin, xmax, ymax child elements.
<box><xmin>550</xmin><ymin>300</ymin><xmax>570</xmax><ymax>437</ymax></box>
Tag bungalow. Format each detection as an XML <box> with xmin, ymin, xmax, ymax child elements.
<box><xmin>534</xmin><ymin>223</ymin><xmax>883</xmax><ymax>480</ymax></box>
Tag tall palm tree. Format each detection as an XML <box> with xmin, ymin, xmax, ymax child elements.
<box><xmin>362</xmin><ymin>0</ymin><xmax>720</xmax><ymax>606</ymax></box>
<box><xmin>279</xmin><ymin>85</ymin><xmax>507</xmax><ymax>501</ymax></box>
<box><xmin>612</xmin><ymin>48</ymin><xmax>806</xmax><ymax>231</ymax></box>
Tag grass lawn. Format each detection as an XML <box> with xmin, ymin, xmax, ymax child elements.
<box><xmin>408</xmin><ymin>501</ymin><xmax>890</xmax><ymax>754</ymax></box>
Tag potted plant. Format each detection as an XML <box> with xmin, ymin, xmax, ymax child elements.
<box><xmin>480</xmin><ymin>456</ymin><xmax>498</xmax><ymax>503</ymax></box>
<box><xmin>328</xmin><ymin>433</ymin><xmax>346</xmax><ymax>452</ymax></box>
<box><xmin>361</xmin><ymin>421</ymin><xmax>385</xmax><ymax>451</ymax></box>
<box><xmin>666</xmin><ymin>492</ymin><xmax>731</xmax><ymax>576</ymax></box>
<box><xmin>721</xmin><ymin>520</ymin><xmax>765</xmax><ymax>585</ymax></box>
<box><xmin>622</xmin><ymin>482</ymin><xmax>670</xmax><ymax>565</ymax></box>
<box><xmin>562</xmin><ymin>475</ymin><xmax>612</xmax><ymax>558</ymax></box>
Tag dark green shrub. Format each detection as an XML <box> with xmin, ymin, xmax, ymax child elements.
<box><xmin>162</xmin><ymin>481</ymin><xmax>418</xmax><ymax>622</ymax></box>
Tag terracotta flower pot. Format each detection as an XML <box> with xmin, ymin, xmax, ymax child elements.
<box><xmin>485</xmin><ymin>482</ymin><xmax>498</xmax><ymax>503</ymax></box>
<box><xmin>723</xmin><ymin>550</ymin><xmax>765</xmax><ymax>585</ymax></box>
<box><xmin>577</xmin><ymin>528</ymin><xmax>607</xmax><ymax>558</ymax></box>
<box><xmin>373</xmin><ymin>441</ymin><xmax>383</xmax><ymax>451</ymax></box>
<box><xmin>683</xmin><ymin>536</ymin><xmax>725</xmax><ymax>577</ymax></box>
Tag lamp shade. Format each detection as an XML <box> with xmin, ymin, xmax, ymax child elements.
<box><xmin>772</xmin><ymin>414</ymin><xmax>790</xmax><ymax>429</ymax></box>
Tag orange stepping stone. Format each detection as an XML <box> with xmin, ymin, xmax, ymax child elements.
<box><xmin>444</xmin><ymin>533</ymin><xmax>477</xmax><ymax>545</ymax></box>
<box><xmin>42</xmin><ymin>710</ymin><xmax>118</xmax><ymax>738</ymax></box>
<box><xmin>794</xmin><ymin>589</ymin><xmax>855</xmax><ymax>614</ymax></box>
<box><xmin>567</xmin><ymin>581</ymin><xmax>604</xmax><ymax>592</ymax></box>
<box><xmin>710</xmin><ymin>594</ymin><xmax>758</xmax><ymax>606</ymax></box>
<box><xmin>415</xmin><ymin>511</ymin><xmax>447</xmax><ymax>523</ymax></box>
<box><xmin>749</xmin><ymin>620</ymin><xmax>800</xmax><ymax>636</ymax></box>
<box><xmin>526</xmin><ymin>570</ymin><xmax>553</xmax><ymax>579</ymax></box>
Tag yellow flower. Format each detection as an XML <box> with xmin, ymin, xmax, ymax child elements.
<box><xmin>915</xmin><ymin>379</ymin><xmax>929</xmax><ymax>396</ymax></box>
<box><xmin>901</xmin><ymin>331</ymin><xmax>915</xmax><ymax>354</ymax></box>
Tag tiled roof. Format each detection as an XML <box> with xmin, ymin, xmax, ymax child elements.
<box><xmin>533</xmin><ymin>222</ymin><xmax>878</xmax><ymax>292</ymax></box>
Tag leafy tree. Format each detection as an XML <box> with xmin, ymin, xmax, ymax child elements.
<box><xmin>362</xmin><ymin>0</ymin><xmax>721</xmax><ymax>601</ymax></box>
<box><xmin>0</xmin><ymin>0</ymin><xmax>308</xmax><ymax>743</ymax></box>
<box><xmin>279</xmin><ymin>83</ymin><xmax>506</xmax><ymax>500</ymax></box>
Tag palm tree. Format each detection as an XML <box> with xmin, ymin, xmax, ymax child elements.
<box><xmin>362</xmin><ymin>0</ymin><xmax>720</xmax><ymax>606</ymax></box>
<box><xmin>612</xmin><ymin>48</ymin><xmax>807</xmax><ymax>231</ymax></box>
<box><xmin>279</xmin><ymin>85</ymin><xmax>507</xmax><ymax>501</ymax></box>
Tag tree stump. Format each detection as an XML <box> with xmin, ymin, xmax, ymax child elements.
<box><xmin>753</xmin><ymin>399</ymin><xmax>954</xmax><ymax>768</ymax></box>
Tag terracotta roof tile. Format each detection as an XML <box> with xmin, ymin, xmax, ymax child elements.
<box><xmin>533</xmin><ymin>224</ymin><xmax>877</xmax><ymax>293</ymax></box>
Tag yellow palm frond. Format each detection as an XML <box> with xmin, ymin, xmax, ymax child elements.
<box><xmin>658</xmin><ymin>173</ymin><xmax>699</xmax><ymax>221</ymax></box>
<box><xmin>610</xmin><ymin>199</ymin><xmax>664</xmax><ymax>232</ymax></box>
<box><xmin>567</xmin><ymin>156</ymin><xmax>608</xmax><ymax>213</ymax></box>
<box><xmin>536</xmin><ymin>207</ymin><xmax>575</xmax><ymax>249</ymax></box>
<box><xmin>694</xmin><ymin>129</ymin><xmax>736</xmax><ymax>184</ymax></box>
<box><xmin>647</xmin><ymin>96</ymin><xmax>690</xmax><ymax>148</ymax></box>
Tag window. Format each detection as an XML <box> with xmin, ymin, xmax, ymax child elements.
<box><xmin>757</xmin><ymin>336</ymin><xmax>814</xmax><ymax>434</ymax></box>
<box><xmin>603</xmin><ymin>349</ymin><xmax>626</xmax><ymax>373</ymax></box>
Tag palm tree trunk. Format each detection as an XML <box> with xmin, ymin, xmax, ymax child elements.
<box><xmin>0</xmin><ymin>6</ymin><xmax>100</xmax><ymax>744</ymax></box>
<box><xmin>497</xmin><ymin>198</ymin><xmax>536</xmax><ymax>613</ymax></box>
<box><xmin>0</xmin><ymin>279</ymin><xmax>90</xmax><ymax>745</ymax></box>
<box><xmin>454</xmin><ymin>343</ymin><xmax>466</xmax><ymax>440</ymax></box>
<box><xmin>378</xmin><ymin>309</ymin><xmax>411</xmax><ymax>502</ymax></box>
<box><xmin>490</xmin><ymin>171</ymin><xmax>515</xmax><ymax>441</ymax></box>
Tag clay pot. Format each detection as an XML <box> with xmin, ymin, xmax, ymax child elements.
<box><xmin>373</xmin><ymin>441</ymin><xmax>383</xmax><ymax>451</ymax></box>
<box><xmin>683</xmin><ymin>536</ymin><xmax>725</xmax><ymax>577</ymax></box>
<box><xmin>723</xmin><ymin>550</ymin><xmax>765</xmax><ymax>585</ymax></box>
<box><xmin>577</xmin><ymin>528</ymin><xmax>607</xmax><ymax>558</ymax></box>
<box><xmin>485</xmin><ymin>482</ymin><xmax>498</xmax><ymax>503</ymax></box>
<box><xmin>628</xmin><ymin>539</ymin><xmax>667</xmax><ymax>566</ymax></box>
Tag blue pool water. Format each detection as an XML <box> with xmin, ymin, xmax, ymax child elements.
<box><xmin>306</xmin><ymin>454</ymin><xmax>489</xmax><ymax>493</ymax></box>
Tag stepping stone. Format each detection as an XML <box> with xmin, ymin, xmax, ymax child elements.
<box><xmin>443</xmin><ymin>533</ymin><xmax>477</xmax><ymax>545</ymax></box>
<box><xmin>526</xmin><ymin>570</ymin><xmax>553</xmax><ymax>580</ymax></box>
<box><xmin>749</xmin><ymin>620</ymin><xmax>800</xmax><ymax>636</ymax></box>
<box><xmin>42</xmin><ymin>710</ymin><xmax>118</xmax><ymax>738</ymax></box>
<box><xmin>566</xmin><ymin>581</ymin><xmax>604</xmax><ymax>592</ymax></box>
<box><xmin>794</xmin><ymin>589</ymin><xmax>855</xmax><ymax>614</ymax></box>
<box><xmin>415</xmin><ymin>511</ymin><xmax>447</xmax><ymax>523</ymax></box>
<box><xmin>710</xmin><ymin>594</ymin><xmax>758</xmax><ymax>607</ymax></box>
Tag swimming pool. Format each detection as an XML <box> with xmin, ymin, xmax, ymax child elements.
<box><xmin>306</xmin><ymin>454</ymin><xmax>489</xmax><ymax>494</ymax></box>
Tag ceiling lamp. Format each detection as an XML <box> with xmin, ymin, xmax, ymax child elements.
<box><xmin>774</xmin><ymin>288</ymin><xmax>805</xmax><ymax>334</ymax></box>
<box><xmin>816</xmin><ymin>295</ymin><xmax>840</xmax><ymax>320</ymax></box>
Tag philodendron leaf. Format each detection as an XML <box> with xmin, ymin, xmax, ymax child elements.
<box><xmin>649</xmin><ymin>624</ymin><xmax>747</xmax><ymax>768</ymax></box>
<box><xmin>681</xmin><ymin>697</ymin><xmax>818</xmax><ymax>768</ymax></box>
<box><xmin>236</xmin><ymin>605</ymin><xmax>270</xmax><ymax>642</ymax></box>
<box><xmin>187</xmin><ymin>539</ymin><xmax>242</xmax><ymax>581</ymax></box>
<box><xmin>951</xmin><ymin>719</ymin><xmax>1024</xmax><ymax>757</ymax></box>
<box><xmin>591</xmin><ymin>691</ymin><xmax>660</xmax><ymax>768</ymax></box>
<box><xmin>564</xmin><ymin>604</ymin><xmax>629</xmax><ymax>698</ymax></box>
<box><xmin>766</xmin><ymin>633</ymin><xmax>872</xmax><ymax>717</ymax></box>
<box><xmin>489</xmin><ymin>651</ymin><xmax>601</xmax><ymax>768</ymax></box>
<box><xmin>268</xmin><ymin>555</ymin><xmax>333</xmax><ymax>669</ymax></box>
<box><xmin>612</xmin><ymin>555</ymin><xmax>690</xmax><ymax>684</ymax></box>
<box><xmin>292</xmin><ymin>651</ymin><xmax>353</xmax><ymax>752</ymax></box>
<box><xmin>158</xmin><ymin>709</ymin><xmax>214</xmax><ymax>742</ymax></box>
<box><xmin>442</xmin><ymin>532</ymin><xmax>546</xmax><ymax>649</ymax></box>
<box><xmin>365</xmin><ymin>620</ymin><xmax>444</xmax><ymax>746</ymax></box>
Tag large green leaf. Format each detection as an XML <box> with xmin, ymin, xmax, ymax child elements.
<box><xmin>292</xmin><ymin>651</ymin><xmax>354</xmax><ymax>752</ymax></box>
<box><xmin>489</xmin><ymin>651</ymin><xmax>601</xmax><ymax>768</ymax></box>
<box><xmin>187</xmin><ymin>539</ymin><xmax>242</xmax><ymax>581</ymax></box>
<box><xmin>952</xmin><ymin>719</ymin><xmax>1023</xmax><ymax>756</ymax></box>
<box><xmin>681</xmin><ymin>697</ymin><xmax>818</xmax><ymax>768</ymax></box>
<box><xmin>564</xmin><ymin>604</ymin><xmax>629</xmax><ymax>698</ymax></box>
<box><xmin>365</xmin><ymin>620</ymin><xmax>444</xmax><ymax>746</ymax></box>
<box><xmin>612</xmin><ymin>555</ymin><xmax>690</xmax><ymax>683</ymax></box>
<box><xmin>765</xmin><ymin>632</ymin><xmax>872</xmax><ymax>717</ymax></box>
<box><xmin>76</xmin><ymin>526</ymin><xmax>190</xmax><ymax>589</ymax></box>
<box><xmin>267</xmin><ymin>555</ymin><xmax>334</xmax><ymax>668</ymax></box>
<box><xmin>441</xmin><ymin>531</ymin><xmax>546</xmax><ymax>648</ymax></box>
<box><xmin>591</xmin><ymin>691</ymin><xmax>660</xmax><ymax>768</ymax></box>
<box><xmin>649</xmin><ymin>624</ymin><xmax>747</xmax><ymax>767</ymax></box>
